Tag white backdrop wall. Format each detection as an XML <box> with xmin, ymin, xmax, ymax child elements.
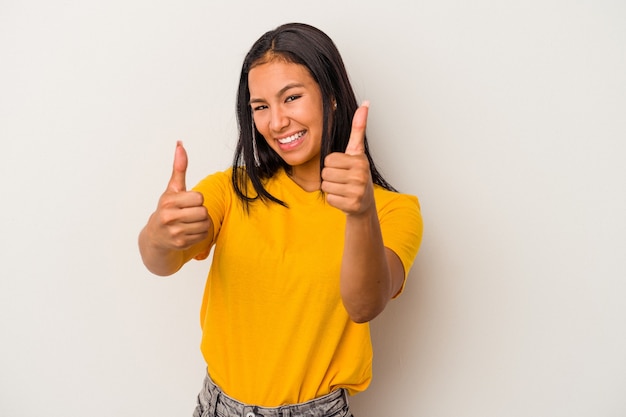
<box><xmin>1</xmin><ymin>1</ymin><xmax>625</xmax><ymax>416</ymax></box>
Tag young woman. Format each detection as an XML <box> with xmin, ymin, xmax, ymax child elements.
<box><xmin>139</xmin><ymin>23</ymin><xmax>423</xmax><ymax>417</ymax></box>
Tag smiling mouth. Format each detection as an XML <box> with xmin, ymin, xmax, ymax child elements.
<box><xmin>278</xmin><ymin>130</ymin><xmax>306</xmax><ymax>144</ymax></box>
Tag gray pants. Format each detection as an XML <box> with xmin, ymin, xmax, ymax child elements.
<box><xmin>193</xmin><ymin>373</ymin><xmax>353</xmax><ymax>417</ymax></box>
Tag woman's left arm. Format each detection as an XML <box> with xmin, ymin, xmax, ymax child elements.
<box><xmin>322</xmin><ymin>103</ymin><xmax>404</xmax><ymax>323</ymax></box>
<box><xmin>339</xmin><ymin>208</ymin><xmax>405</xmax><ymax>323</ymax></box>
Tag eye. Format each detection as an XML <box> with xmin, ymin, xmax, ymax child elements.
<box><xmin>285</xmin><ymin>95</ymin><xmax>301</xmax><ymax>103</ymax></box>
<box><xmin>252</xmin><ymin>104</ymin><xmax>268</xmax><ymax>112</ymax></box>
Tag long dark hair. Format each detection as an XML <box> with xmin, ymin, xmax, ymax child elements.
<box><xmin>232</xmin><ymin>22</ymin><xmax>396</xmax><ymax>208</ymax></box>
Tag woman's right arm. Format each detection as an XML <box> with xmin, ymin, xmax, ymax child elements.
<box><xmin>138</xmin><ymin>142</ymin><xmax>214</xmax><ymax>276</ymax></box>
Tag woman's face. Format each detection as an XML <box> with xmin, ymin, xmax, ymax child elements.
<box><xmin>248</xmin><ymin>60</ymin><xmax>324</xmax><ymax>175</ymax></box>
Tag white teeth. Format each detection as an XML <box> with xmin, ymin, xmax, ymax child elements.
<box><xmin>278</xmin><ymin>131</ymin><xmax>305</xmax><ymax>144</ymax></box>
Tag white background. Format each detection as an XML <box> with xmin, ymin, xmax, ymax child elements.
<box><xmin>1</xmin><ymin>1</ymin><xmax>625</xmax><ymax>416</ymax></box>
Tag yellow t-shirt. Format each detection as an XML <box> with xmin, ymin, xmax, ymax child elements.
<box><xmin>193</xmin><ymin>167</ymin><xmax>422</xmax><ymax>406</ymax></box>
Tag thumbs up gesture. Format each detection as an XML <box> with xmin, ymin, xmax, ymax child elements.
<box><xmin>322</xmin><ymin>102</ymin><xmax>375</xmax><ymax>216</ymax></box>
<box><xmin>146</xmin><ymin>141</ymin><xmax>210</xmax><ymax>251</ymax></box>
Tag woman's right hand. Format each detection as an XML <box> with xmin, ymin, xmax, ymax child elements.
<box><xmin>138</xmin><ymin>141</ymin><xmax>212</xmax><ymax>275</ymax></box>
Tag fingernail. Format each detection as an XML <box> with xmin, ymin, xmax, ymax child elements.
<box><xmin>361</xmin><ymin>100</ymin><xmax>370</xmax><ymax>108</ymax></box>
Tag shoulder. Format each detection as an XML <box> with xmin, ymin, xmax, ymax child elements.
<box><xmin>193</xmin><ymin>167</ymin><xmax>234</xmax><ymax>193</ymax></box>
<box><xmin>373</xmin><ymin>186</ymin><xmax>423</xmax><ymax>243</ymax></box>
<box><xmin>373</xmin><ymin>186</ymin><xmax>421</xmax><ymax>215</ymax></box>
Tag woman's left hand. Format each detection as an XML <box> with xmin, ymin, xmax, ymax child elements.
<box><xmin>321</xmin><ymin>102</ymin><xmax>375</xmax><ymax>216</ymax></box>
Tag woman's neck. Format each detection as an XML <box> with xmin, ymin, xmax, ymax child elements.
<box><xmin>288</xmin><ymin>164</ymin><xmax>321</xmax><ymax>192</ymax></box>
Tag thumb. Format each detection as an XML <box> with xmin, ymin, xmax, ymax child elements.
<box><xmin>167</xmin><ymin>140</ymin><xmax>188</xmax><ymax>192</ymax></box>
<box><xmin>345</xmin><ymin>100</ymin><xmax>369</xmax><ymax>156</ymax></box>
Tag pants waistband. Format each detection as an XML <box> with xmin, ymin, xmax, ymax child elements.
<box><xmin>201</xmin><ymin>373</ymin><xmax>350</xmax><ymax>417</ymax></box>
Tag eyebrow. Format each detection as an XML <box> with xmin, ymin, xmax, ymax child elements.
<box><xmin>249</xmin><ymin>82</ymin><xmax>305</xmax><ymax>105</ymax></box>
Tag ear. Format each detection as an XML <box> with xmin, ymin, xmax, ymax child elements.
<box><xmin>328</xmin><ymin>96</ymin><xmax>337</xmax><ymax>111</ymax></box>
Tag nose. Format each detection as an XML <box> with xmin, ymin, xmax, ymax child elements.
<box><xmin>269</xmin><ymin>105</ymin><xmax>289</xmax><ymax>133</ymax></box>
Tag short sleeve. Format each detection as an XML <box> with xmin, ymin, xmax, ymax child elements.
<box><xmin>192</xmin><ymin>168</ymin><xmax>233</xmax><ymax>244</ymax></box>
<box><xmin>376</xmin><ymin>191</ymin><xmax>423</xmax><ymax>297</ymax></box>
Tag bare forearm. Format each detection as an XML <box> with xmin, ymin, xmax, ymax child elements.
<box><xmin>340</xmin><ymin>207</ymin><xmax>395</xmax><ymax>323</ymax></box>
<box><xmin>138</xmin><ymin>225</ymin><xmax>186</xmax><ymax>276</ymax></box>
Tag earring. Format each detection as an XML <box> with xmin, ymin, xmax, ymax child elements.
<box><xmin>251</xmin><ymin>121</ymin><xmax>261</xmax><ymax>167</ymax></box>
<box><xmin>333</xmin><ymin>101</ymin><xmax>337</xmax><ymax>110</ymax></box>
